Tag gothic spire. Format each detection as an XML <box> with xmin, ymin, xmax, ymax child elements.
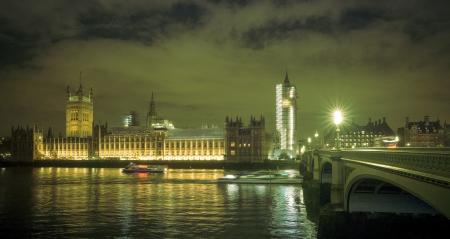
<box><xmin>149</xmin><ymin>92</ymin><xmax>156</xmax><ymax>117</ymax></box>
<box><xmin>66</xmin><ymin>85</ymin><xmax>71</xmax><ymax>98</ymax></box>
<box><xmin>77</xmin><ymin>71</ymin><xmax>83</xmax><ymax>95</ymax></box>
<box><xmin>89</xmin><ymin>87</ymin><xmax>93</xmax><ymax>99</ymax></box>
<box><xmin>284</xmin><ymin>71</ymin><xmax>290</xmax><ymax>85</ymax></box>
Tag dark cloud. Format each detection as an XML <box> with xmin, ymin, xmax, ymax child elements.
<box><xmin>403</xmin><ymin>17</ymin><xmax>450</xmax><ymax>42</ymax></box>
<box><xmin>271</xmin><ymin>0</ymin><xmax>312</xmax><ymax>7</ymax></box>
<box><xmin>0</xmin><ymin>1</ymin><xmax>208</xmax><ymax>69</ymax></box>
<box><xmin>0</xmin><ymin>30</ymin><xmax>36</xmax><ymax>69</ymax></box>
<box><xmin>0</xmin><ymin>0</ymin><xmax>450</xmax><ymax>136</ymax></box>
<box><xmin>207</xmin><ymin>0</ymin><xmax>253</xmax><ymax>7</ymax></box>
<box><xmin>242</xmin><ymin>16</ymin><xmax>333</xmax><ymax>49</ymax></box>
<box><xmin>79</xmin><ymin>2</ymin><xmax>207</xmax><ymax>42</ymax></box>
<box><xmin>338</xmin><ymin>7</ymin><xmax>385</xmax><ymax>31</ymax></box>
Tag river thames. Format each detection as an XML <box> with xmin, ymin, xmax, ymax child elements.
<box><xmin>1</xmin><ymin>167</ymin><xmax>447</xmax><ymax>239</ymax></box>
<box><xmin>0</xmin><ymin>168</ymin><xmax>316</xmax><ymax>238</ymax></box>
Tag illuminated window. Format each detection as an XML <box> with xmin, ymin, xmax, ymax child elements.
<box><xmin>231</xmin><ymin>150</ymin><xmax>235</xmax><ymax>156</ymax></box>
<box><xmin>282</xmin><ymin>100</ymin><xmax>291</xmax><ymax>107</ymax></box>
<box><xmin>230</xmin><ymin>142</ymin><xmax>235</xmax><ymax>147</ymax></box>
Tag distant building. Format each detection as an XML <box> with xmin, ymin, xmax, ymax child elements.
<box><xmin>11</xmin><ymin>86</ymin><xmax>225</xmax><ymax>160</ymax></box>
<box><xmin>42</xmin><ymin>136</ymin><xmax>92</xmax><ymax>159</ymax></box>
<box><xmin>123</xmin><ymin>111</ymin><xmax>139</xmax><ymax>127</ymax></box>
<box><xmin>225</xmin><ymin>116</ymin><xmax>266</xmax><ymax>161</ymax></box>
<box><xmin>65</xmin><ymin>83</ymin><xmax>93</xmax><ymax>138</ymax></box>
<box><xmin>0</xmin><ymin>136</ymin><xmax>11</xmax><ymax>159</ymax></box>
<box><xmin>443</xmin><ymin>122</ymin><xmax>450</xmax><ymax>147</ymax></box>
<box><xmin>145</xmin><ymin>93</ymin><xmax>175</xmax><ymax>130</ymax></box>
<box><xmin>397</xmin><ymin>116</ymin><xmax>444</xmax><ymax>147</ymax></box>
<box><xmin>10</xmin><ymin>83</ymin><xmax>276</xmax><ymax>160</ymax></box>
<box><xmin>326</xmin><ymin>117</ymin><xmax>395</xmax><ymax>148</ymax></box>
<box><xmin>445</xmin><ymin>122</ymin><xmax>450</xmax><ymax>147</ymax></box>
<box><xmin>96</xmin><ymin>127</ymin><xmax>225</xmax><ymax>160</ymax></box>
<box><xmin>275</xmin><ymin>72</ymin><xmax>297</xmax><ymax>157</ymax></box>
<box><xmin>10</xmin><ymin>126</ymin><xmax>43</xmax><ymax>160</ymax></box>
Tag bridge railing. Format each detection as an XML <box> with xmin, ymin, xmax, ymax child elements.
<box><xmin>320</xmin><ymin>149</ymin><xmax>450</xmax><ymax>178</ymax></box>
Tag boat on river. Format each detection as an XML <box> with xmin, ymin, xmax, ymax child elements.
<box><xmin>217</xmin><ymin>170</ymin><xmax>302</xmax><ymax>184</ymax></box>
<box><xmin>122</xmin><ymin>163</ymin><xmax>167</xmax><ymax>173</ymax></box>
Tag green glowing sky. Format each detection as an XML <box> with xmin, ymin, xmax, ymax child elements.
<box><xmin>1</xmin><ymin>0</ymin><xmax>449</xmax><ymax>138</ymax></box>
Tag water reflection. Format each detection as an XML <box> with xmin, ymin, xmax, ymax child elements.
<box><xmin>0</xmin><ymin>168</ymin><xmax>316</xmax><ymax>238</ymax></box>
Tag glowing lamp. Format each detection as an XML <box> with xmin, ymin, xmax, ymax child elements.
<box><xmin>333</xmin><ymin>109</ymin><xmax>343</xmax><ymax>126</ymax></box>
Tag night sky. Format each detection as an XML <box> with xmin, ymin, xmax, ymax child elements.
<box><xmin>1</xmin><ymin>0</ymin><xmax>449</xmax><ymax>138</ymax></box>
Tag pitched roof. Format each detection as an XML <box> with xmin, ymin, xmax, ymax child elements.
<box><xmin>166</xmin><ymin>128</ymin><xmax>224</xmax><ymax>139</ymax></box>
<box><xmin>406</xmin><ymin>120</ymin><xmax>442</xmax><ymax>131</ymax></box>
<box><xmin>341</xmin><ymin>118</ymin><xmax>394</xmax><ymax>135</ymax></box>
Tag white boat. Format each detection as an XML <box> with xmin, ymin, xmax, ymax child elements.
<box><xmin>122</xmin><ymin>163</ymin><xmax>167</xmax><ymax>173</ymax></box>
<box><xmin>218</xmin><ymin>170</ymin><xmax>302</xmax><ymax>184</ymax></box>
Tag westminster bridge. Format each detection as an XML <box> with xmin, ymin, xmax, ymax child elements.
<box><xmin>301</xmin><ymin>148</ymin><xmax>450</xmax><ymax>219</ymax></box>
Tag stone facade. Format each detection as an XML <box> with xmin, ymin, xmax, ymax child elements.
<box><xmin>225</xmin><ymin>116</ymin><xmax>266</xmax><ymax>161</ymax></box>
<box><xmin>65</xmin><ymin>84</ymin><xmax>93</xmax><ymax>138</ymax></box>
<box><xmin>397</xmin><ymin>116</ymin><xmax>445</xmax><ymax>147</ymax></box>
<box><xmin>97</xmin><ymin>128</ymin><xmax>224</xmax><ymax>160</ymax></box>
<box><xmin>326</xmin><ymin>117</ymin><xmax>395</xmax><ymax>148</ymax></box>
<box><xmin>10</xmin><ymin>126</ymin><xmax>43</xmax><ymax>160</ymax></box>
<box><xmin>14</xmin><ymin>126</ymin><xmax>226</xmax><ymax>160</ymax></box>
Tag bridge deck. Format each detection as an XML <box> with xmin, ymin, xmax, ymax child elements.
<box><xmin>320</xmin><ymin>148</ymin><xmax>450</xmax><ymax>187</ymax></box>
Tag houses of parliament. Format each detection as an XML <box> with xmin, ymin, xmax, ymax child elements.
<box><xmin>10</xmin><ymin>83</ymin><xmax>267</xmax><ymax>161</ymax></box>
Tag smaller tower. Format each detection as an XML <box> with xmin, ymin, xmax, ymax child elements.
<box><xmin>147</xmin><ymin>92</ymin><xmax>158</xmax><ymax>128</ymax></box>
<box><xmin>66</xmin><ymin>78</ymin><xmax>94</xmax><ymax>138</ymax></box>
<box><xmin>225</xmin><ymin>116</ymin><xmax>266</xmax><ymax>161</ymax></box>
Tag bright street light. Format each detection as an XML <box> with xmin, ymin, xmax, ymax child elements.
<box><xmin>333</xmin><ymin>109</ymin><xmax>343</xmax><ymax>126</ymax></box>
<box><xmin>307</xmin><ymin>137</ymin><xmax>312</xmax><ymax>144</ymax></box>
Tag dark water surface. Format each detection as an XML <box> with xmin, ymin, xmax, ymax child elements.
<box><xmin>0</xmin><ymin>168</ymin><xmax>316</xmax><ymax>238</ymax></box>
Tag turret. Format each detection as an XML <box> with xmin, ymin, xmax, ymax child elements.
<box><xmin>89</xmin><ymin>88</ymin><xmax>93</xmax><ymax>100</ymax></box>
<box><xmin>284</xmin><ymin>71</ymin><xmax>290</xmax><ymax>86</ymax></box>
<box><xmin>66</xmin><ymin>86</ymin><xmax>71</xmax><ymax>98</ymax></box>
<box><xmin>76</xmin><ymin>71</ymin><xmax>83</xmax><ymax>96</ymax></box>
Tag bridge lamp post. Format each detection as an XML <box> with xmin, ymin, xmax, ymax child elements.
<box><xmin>333</xmin><ymin>109</ymin><xmax>343</xmax><ymax>150</ymax></box>
<box><xmin>314</xmin><ymin>131</ymin><xmax>319</xmax><ymax>148</ymax></box>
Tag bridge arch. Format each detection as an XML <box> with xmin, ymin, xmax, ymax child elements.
<box><xmin>347</xmin><ymin>177</ymin><xmax>438</xmax><ymax>215</ymax></box>
<box><xmin>344</xmin><ymin>168</ymin><xmax>448</xmax><ymax>217</ymax></box>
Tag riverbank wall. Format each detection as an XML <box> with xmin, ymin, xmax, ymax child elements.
<box><xmin>0</xmin><ymin>159</ymin><xmax>300</xmax><ymax>170</ymax></box>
